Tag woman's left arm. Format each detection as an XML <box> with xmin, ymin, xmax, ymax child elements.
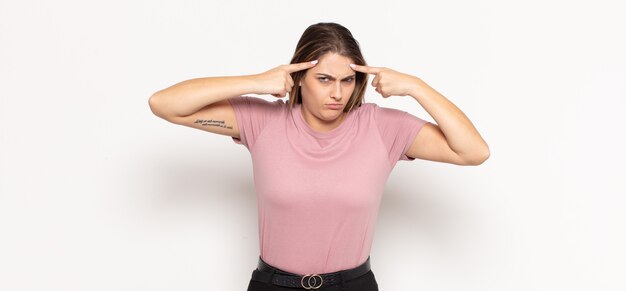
<box><xmin>350</xmin><ymin>64</ymin><xmax>490</xmax><ymax>166</ymax></box>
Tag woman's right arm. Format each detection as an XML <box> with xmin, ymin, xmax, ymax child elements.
<box><xmin>148</xmin><ymin>75</ymin><xmax>258</xmax><ymax>138</ymax></box>
<box><xmin>148</xmin><ymin>61</ymin><xmax>318</xmax><ymax>138</ymax></box>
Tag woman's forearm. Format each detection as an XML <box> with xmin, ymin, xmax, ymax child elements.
<box><xmin>409</xmin><ymin>78</ymin><xmax>490</xmax><ymax>162</ymax></box>
<box><xmin>148</xmin><ymin>74</ymin><xmax>258</xmax><ymax>118</ymax></box>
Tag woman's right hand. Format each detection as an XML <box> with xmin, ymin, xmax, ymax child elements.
<box><xmin>251</xmin><ymin>60</ymin><xmax>318</xmax><ymax>98</ymax></box>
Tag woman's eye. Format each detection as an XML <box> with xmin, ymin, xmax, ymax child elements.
<box><xmin>318</xmin><ymin>77</ymin><xmax>353</xmax><ymax>83</ymax></box>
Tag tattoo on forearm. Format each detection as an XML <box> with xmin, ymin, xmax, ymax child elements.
<box><xmin>194</xmin><ymin>119</ymin><xmax>233</xmax><ymax>129</ymax></box>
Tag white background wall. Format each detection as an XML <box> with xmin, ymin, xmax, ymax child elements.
<box><xmin>1</xmin><ymin>0</ymin><xmax>624</xmax><ymax>290</ymax></box>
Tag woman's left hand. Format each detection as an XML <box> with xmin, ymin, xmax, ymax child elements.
<box><xmin>349</xmin><ymin>64</ymin><xmax>422</xmax><ymax>98</ymax></box>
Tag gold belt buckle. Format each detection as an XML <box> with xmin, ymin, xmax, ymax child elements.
<box><xmin>300</xmin><ymin>274</ymin><xmax>323</xmax><ymax>289</ymax></box>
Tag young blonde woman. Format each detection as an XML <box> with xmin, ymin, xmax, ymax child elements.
<box><xmin>149</xmin><ymin>22</ymin><xmax>489</xmax><ymax>291</ymax></box>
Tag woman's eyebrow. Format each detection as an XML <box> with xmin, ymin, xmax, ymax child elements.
<box><xmin>315</xmin><ymin>73</ymin><xmax>356</xmax><ymax>80</ymax></box>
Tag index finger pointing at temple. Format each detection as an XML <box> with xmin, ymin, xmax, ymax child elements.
<box><xmin>349</xmin><ymin>64</ymin><xmax>382</xmax><ymax>75</ymax></box>
<box><xmin>286</xmin><ymin>60</ymin><xmax>319</xmax><ymax>73</ymax></box>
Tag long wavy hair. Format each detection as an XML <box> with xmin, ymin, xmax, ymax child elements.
<box><xmin>287</xmin><ymin>22</ymin><xmax>368</xmax><ymax>113</ymax></box>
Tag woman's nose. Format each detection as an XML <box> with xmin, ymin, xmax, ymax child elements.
<box><xmin>331</xmin><ymin>83</ymin><xmax>343</xmax><ymax>100</ymax></box>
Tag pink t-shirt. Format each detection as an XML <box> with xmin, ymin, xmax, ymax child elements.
<box><xmin>228</xmin><ymin>95</ymin><xmax>429</xmax><ymax>275</ymax></box>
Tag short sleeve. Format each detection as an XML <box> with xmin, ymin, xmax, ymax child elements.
<box><xmin>373</xmin><ymin>104</ymin><xmax>430</xmax><ymax>167</ymax></box>
<box><xmin>228</xmin><ymin>95</ymin><xmax>284</xmax><ymax>150</ymax></box>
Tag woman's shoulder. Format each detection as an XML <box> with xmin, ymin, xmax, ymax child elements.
<box><xmin>359</xmin><ymin>102</ymin><xmax>411</xmax><ymax>116</ymax></box>
<box><xmin>355</xmin><ymin>102</ymin><xmax>383</xmax><ymax>116</ymax></box>
<box><xmin>354</xmin><ymin>102</ymin><xmax>378</xmax><ymax>112</ymax></box>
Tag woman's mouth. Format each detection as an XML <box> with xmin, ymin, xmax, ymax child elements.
<box><xmin>326</xmin><ymin>104</ymin><xmax>343</xmax><ymax>110</ymax></box>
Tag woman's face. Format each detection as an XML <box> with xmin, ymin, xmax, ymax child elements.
<box><xmin>299</xmin><ymin>52</ymin><xmax>356</xmax><ymax>129</ymax></box>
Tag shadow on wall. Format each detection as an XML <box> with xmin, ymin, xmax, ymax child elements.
<box><xmin>378</xmin><ymin>179</ymin><xmax>479</xmax><ymax>257</ymax></box>
<box><xmin>134</xmin><ymin>146</ymin><xmax>259</xmax><ymax>235</ymax></box>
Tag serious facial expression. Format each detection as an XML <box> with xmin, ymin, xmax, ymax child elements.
<box><xmin>299</xmin><ymin>52</ymin><xmax>357</xmax><ymax>127</ymax></box>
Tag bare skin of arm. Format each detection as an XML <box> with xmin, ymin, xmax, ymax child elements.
<box><xmin>148</xmin><ymin>61</ymin><xmax>318</xmax><ymax>138</ymax></box>
<box><xmin>350</xmin><ymin>64</ymin><xmax>490</xmax><ymax>166</ymax></box>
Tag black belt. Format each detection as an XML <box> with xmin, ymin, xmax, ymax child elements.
<box><xmin>251</xmin><ymin>257</ymin><xmax>371</xmax><ymax>289</ymax></box>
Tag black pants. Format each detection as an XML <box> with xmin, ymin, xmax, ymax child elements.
<box><xmin>246</xmin><ymin>263</ymin><xmax>379</xmax><ymax>291</ymax></box>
